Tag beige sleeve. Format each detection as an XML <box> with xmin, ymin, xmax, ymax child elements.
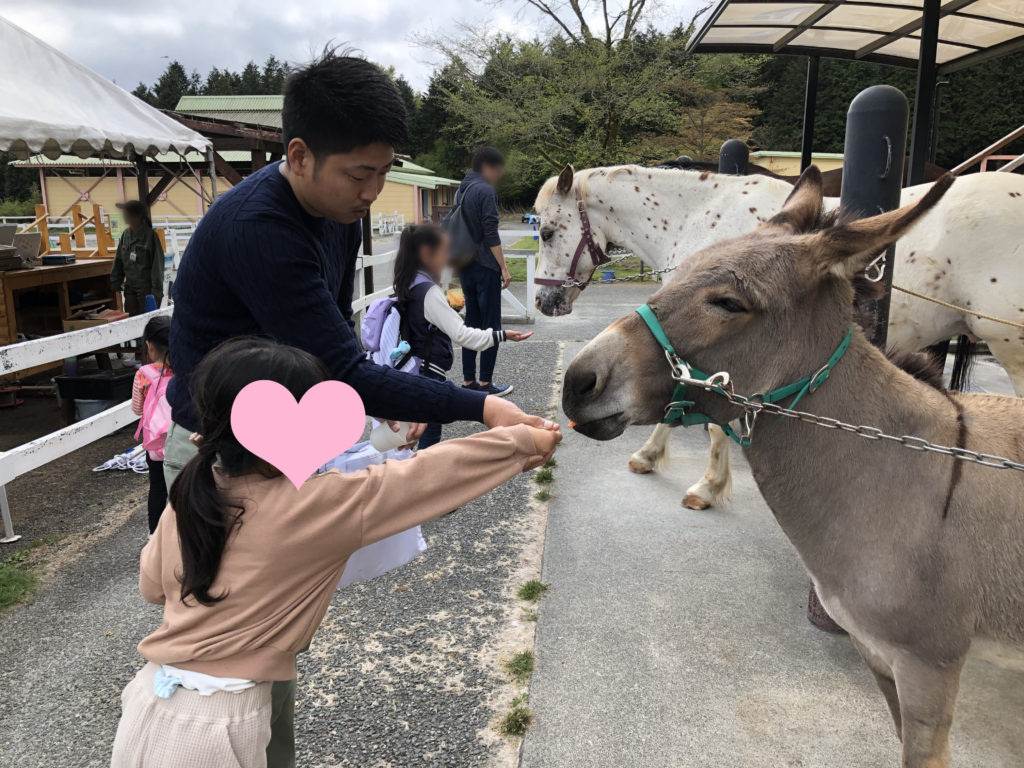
<box><xmin>318</xmin><ymin>426</ymin><xmax>539</xmax><ymax>554</ymax></box>
<box><xmin>139</xmin><ymin>533</ymin><xmax>166</xmax><ymax>605</ymax></box>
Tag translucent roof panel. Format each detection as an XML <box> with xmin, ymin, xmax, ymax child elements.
<box><xmin>716</xmin><ymin>2</ymin><xmax>822</xmax><ymax>26</ymax></box>
<box><xmin>825</xmin><ymin>3</ymin><xmax>921</xmax><ymax>32</ymax></box>
<box><xmin>969</xmin><ymin>0</ymin><xmax>1024</xmax><ymax>24</ymax></box>
<box><xmin>875</xmin><ymin>37</ymin><xmax>977</xmax><ymax>64</ymax></box>
<box><xmin>792</xmin><ymin>28</ymin><xmax>885</xmax><ymax>51</ymax></box>
<box><xmin>703</xmin><ymin>26</ymin><xmax>791</xmax><ymax>45</ymax></box>
<box><xmin>940</xmin><ymin>14</ymin><xmax>1022</xmax><ymax>47</ymax></box>
<box><xmin>688</xmin><ymin>0</ymin><xmax>1024</xmax><ymax>73</ymax></box>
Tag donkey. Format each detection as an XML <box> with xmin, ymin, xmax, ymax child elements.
<box><xmin>562</xmin><ymin>168</ymin><xmax>1024</xmax><ymax>768</ymax></box>
<box><xmin>533</xmin><ymin>164</ymin><xmax>1024</xmax><ymax>510</ymax></box>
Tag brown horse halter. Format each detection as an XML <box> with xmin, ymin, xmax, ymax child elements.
<box><xmin>534</xmin><ymin>186</ymin><xmax>610</xmax><ymax>290</ymax></box>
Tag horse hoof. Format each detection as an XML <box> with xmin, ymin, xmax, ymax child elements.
<box><xmin>628</xmin><ymin>458</ymin><xmax>654</xmax><ymax>474</ymax></box>
<box><xmin>682</xmin><ymin>493</ymin><xmax>711</xmax><ymax>510</ymax></box>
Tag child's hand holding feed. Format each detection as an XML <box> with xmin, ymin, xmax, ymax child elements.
<box><xmin>524</xmin><ymin>425</ymin><xmax>562</xmax><ymax>470</ymax></box>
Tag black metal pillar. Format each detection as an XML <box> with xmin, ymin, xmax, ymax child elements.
<box><xmin>907</xmin><ymin>0</ymin><xmax>940</xmax><ymax>185</ymax></box>
<box><xmin>718</xmin><ymin>139</ymin><xmax>748</xmax><ymax>175</ymax></box>
<box><xmin>840</xmin><ymin>85</ymin><xmax>909</xmax><ymax>349</ymax></box>
<box><xmin>809</xmin><ymin>85</ymin><xmax>910</xmax><ymax>636</ymax></box>
<box><xmin>800</xmin><ymin>56</ymin><xmax>820</xmax><ymax>172</ymax></box>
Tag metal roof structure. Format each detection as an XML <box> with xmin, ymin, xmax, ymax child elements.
<box><xmin>687</xmin><ymin>0</ymin><xmax>1024</xmax><ymax>73</ymax></box>
<box><xmin>174</xmin><ymin>95</ymin><xmax>284</xmax><ymax>130</ymax></box>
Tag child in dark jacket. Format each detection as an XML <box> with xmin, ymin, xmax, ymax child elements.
<box><xmin>392</xmin><ymin>225</ymin><xmax>532</xmax><ymax>448</ymax></box>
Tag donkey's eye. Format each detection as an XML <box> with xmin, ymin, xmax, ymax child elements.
<box><xmin>709</xmin><ymin>296</ymin><xmax>748</xmax><ymax>314</ymax></box>
<box><xmin>540</xmin><ymin>228</ymin><xmax>555</xmax><ymax>242</ymax></box>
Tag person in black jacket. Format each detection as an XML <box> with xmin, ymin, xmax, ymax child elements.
<box><xmin>163</xmin><ymin>50</ymin><xmax>557</xmax><ymax>768</ymax></box>
<box><xmin>455</xmin><ymin>146</ymin><xmax>515</xmax><ymax>396</ymax></box>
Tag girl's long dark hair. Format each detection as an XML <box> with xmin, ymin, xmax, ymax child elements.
<box><xmin>168</xmin><ymin>337</ymin><xmax>329</xmax><ymax>606</ymax></box>
<box><xmin>392</xmin><ymin>224</ymin><xmax>444</xmax><ymax>310</ymax></box>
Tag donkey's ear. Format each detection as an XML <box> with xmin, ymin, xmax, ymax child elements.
<box><xmin>768</xmin><ymin>165</ymin><xmax>823</xmax><ymax>233</ymax></box>
<box><xmin>557</xmin><ymin>164</ymin><xmax>575</xmax><ymax>196</ymax></box>
<box><xmin>813</xmin><ymin>174</ymin><xmax>955</xmax><ymax>275</ymax></box>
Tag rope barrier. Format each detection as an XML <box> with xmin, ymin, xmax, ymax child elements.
<box><xmin>893</xmin><ymin>285</ymin><xmax>1024</xmax><ymax>330</ymax></box>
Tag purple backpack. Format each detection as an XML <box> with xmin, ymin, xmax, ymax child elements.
<box><xmin>361</xmin><ymin>273</ymin><xmax>435</xmax><ymax>368</ymax></box>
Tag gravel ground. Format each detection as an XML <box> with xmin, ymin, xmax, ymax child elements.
<box><xmin>0</xmin><ymin>334</ymin><xmax>562</xmax><ymax>768</ymax></box>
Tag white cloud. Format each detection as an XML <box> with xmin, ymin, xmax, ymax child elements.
<box><xmin>2</xmin><ymin>0</ymin><xmax>706</xmax><ymax>91</ymax></box>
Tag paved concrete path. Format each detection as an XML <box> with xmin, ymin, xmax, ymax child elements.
<box><xmin>521</xmin><ymin>328</ymin><xmax>1024</xmax><ymax>767</ymax></box>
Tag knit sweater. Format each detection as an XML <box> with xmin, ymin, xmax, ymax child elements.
<box><xmin>167</xmin><ymin>161</ymin><xmax>486</xmax><ymax>432</ymax></box>
<box><xmin>137</xmin><ymin>425</ymin><xmax>539</xmax><ymax>681</ymax></box>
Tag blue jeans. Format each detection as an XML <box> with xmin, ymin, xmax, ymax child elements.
<box><xmin>460</xmin><ymin>260</ymin><xmax>502</xmax><ymax>383</ymax></box>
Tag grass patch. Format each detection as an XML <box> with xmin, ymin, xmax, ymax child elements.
<box><xmin>0</xmin><ymin>551</ymin><xmax>38</xmax><ymax>612</ymax></box>
<box><xmin>533</xmin><ymin>489</ymin><xmax>552</xmax><ymax>502</ymax></box>
<box><xmin>503</xmin><ymin>650</ymin><xmax>535</xmax><ymax>683</ymax></box>
<box><xmin>518</xmin><ymin>579</ymin><xmax>550</xmax><ymax>602</ymax></box>
<box><xmin>500</xmin><ymin>703</ymin><xmax>534</xmax><ymax>736</ymax></box>
<box><xmin>508</xmin><ymin>235</ymin><xmax>540</xmax><ymax>252</ymax></box>
<box><xmin>533</xmin><ymin>467</ymin><xmax>554</xmax><ymax>485</ymax></box>
<box><xmin>522</xmin><ymin>607</ymin><xmax>539</xmax><ymax>622</ymax></box>
<box><xmin>543</xmin><ymin>457</ymin><xmax>557</xmax><ymax>469</ymax></box>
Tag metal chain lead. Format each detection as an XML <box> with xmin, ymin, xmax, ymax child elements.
<box><xmin>669</xmin><ymin>367</ymin><xmax>1024</xmax><ymax>472</ymax></box>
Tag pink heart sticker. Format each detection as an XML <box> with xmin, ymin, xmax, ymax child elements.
<box><xmin>230</xmin><ymin>380</ymin><xmax>366</xmax><ymax>490</ymax></box>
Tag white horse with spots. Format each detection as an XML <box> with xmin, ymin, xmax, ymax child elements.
<box><xmin>533</xmin><ymin>165</ymin><xmax>1024</xmax><ymax>509</ymax></box>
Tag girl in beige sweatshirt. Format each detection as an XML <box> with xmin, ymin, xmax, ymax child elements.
<box><xmin>111</xmin><ymin>337</ymin><xmax>559</xmax><ymax>768</ymax></box>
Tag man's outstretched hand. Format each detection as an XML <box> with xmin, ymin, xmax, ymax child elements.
<box><xmin>482</xmin><ymin>395</ymin><xmax>559</xmax><ymax>432</ymax></box>
<box><xmin>484</xmin><ymin>396</ymin><xmax>561</xmax><ymax>467</ymax></box>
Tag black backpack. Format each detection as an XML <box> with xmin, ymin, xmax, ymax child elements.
<box><xmin>442</xmin><ymin>181</ymin><xmax>483</xmax><ymax>269</ymax></box>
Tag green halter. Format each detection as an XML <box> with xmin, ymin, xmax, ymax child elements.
<box><xmin>634</xmin><ymin>304</ymin><xmax>855</xmax><ymax>447</ymax></box>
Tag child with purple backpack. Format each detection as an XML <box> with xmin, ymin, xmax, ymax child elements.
<box><xmin>131</xmin><ymin>315</ymin><xmax>174</xmax><ymax>533</ymax></box>
<box><xmin>363</xmin><ymin>224</ymin><xmax>532</xmax><ymax>448</ymax></box>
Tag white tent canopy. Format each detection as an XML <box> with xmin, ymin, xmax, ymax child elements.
<box><xmin>0</xmin><ymin>17</ymin><xmax>210</xmax><ymax>160</ymax></box>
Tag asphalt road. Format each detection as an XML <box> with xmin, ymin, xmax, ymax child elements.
<box><xmin>520</xmin><ymin>332</ymin><xmax>1024</xmax><ymax>768</ymax></box>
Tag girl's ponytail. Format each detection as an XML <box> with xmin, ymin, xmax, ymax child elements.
<box><xmin>167</xmin><ymin>337</ymin><xmax>330</xmax><ymax>606</ymax></box>
<box><xmin>169</xmin><ymin>439</ymin><xmax>242</xmax><ymax>605</ymax></box>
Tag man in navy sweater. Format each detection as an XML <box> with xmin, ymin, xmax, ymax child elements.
<box><xmin>163</xmin><ymin>51</ymin><xmax>556</xmax><ymax>768</ymax></box>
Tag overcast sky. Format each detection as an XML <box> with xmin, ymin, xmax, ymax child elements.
<box><xmin>4</xmin><ymin>0</ymin><xmax>707</xmax><ymax>93</ymax></box>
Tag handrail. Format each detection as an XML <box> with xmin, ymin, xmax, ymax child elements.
<box><xmin>951</xmin><ymin>123</ymin><xmax>1024</xmax><ymax>175</ymax></box>
<box><xmin>0</xmin><ymin>308</ymin><xmax>172</xmax><ymax>377</ymax></box>
<box><xmin>996</xmin><ymin>153</ymin><xmax>1024</xmax><ymax>174</ymax></box>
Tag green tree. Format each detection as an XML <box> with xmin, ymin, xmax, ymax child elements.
<box><xmin>150</xmin><ymin>61</ymin><xmax>201</xmax><ymax>110</ymax></box>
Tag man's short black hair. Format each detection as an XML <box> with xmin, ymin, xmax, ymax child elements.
<box><xmin>472</xmin><ymin>146</ymin><xmax>505</xmax><ymax>172</ymax></box>
<box><xmin>282</xmin><ymin>47</ymin><xmax>410</xmax><ymax>158</ymax></box>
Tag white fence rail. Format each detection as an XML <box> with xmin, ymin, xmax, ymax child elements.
<box><xmin>0</xmin><ymin>308</ymin><xmax>172</xmax><ymax>542</ymax></box>
<box><xmin>0</xmin><ymin>242</ymin><xmax>533</xmax><ymax>544</ymax></box>
<box><xmin>369</xmin><ymin>212</ymin><xmax>405</xmax><ymax>236</ymax></box>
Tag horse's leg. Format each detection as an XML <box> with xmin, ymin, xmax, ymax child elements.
<box><xmin>682</xmin><ymin>425</ymin><xmax>732</xmax><ymax>510</ymax></box>
<box><xmin>982</xmin><ymin>338</ymin><xmax>1024</xmax><ymax>396</ymax></box>
<box><xmin>628</xmin><ymin>423</ymin><xmax>671</xmax><ymax>475</ymax></box>
<box><xmin>893</xmin><ymin>653</ymin><xmax>964</xmax><ymax>768</ymax></box>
